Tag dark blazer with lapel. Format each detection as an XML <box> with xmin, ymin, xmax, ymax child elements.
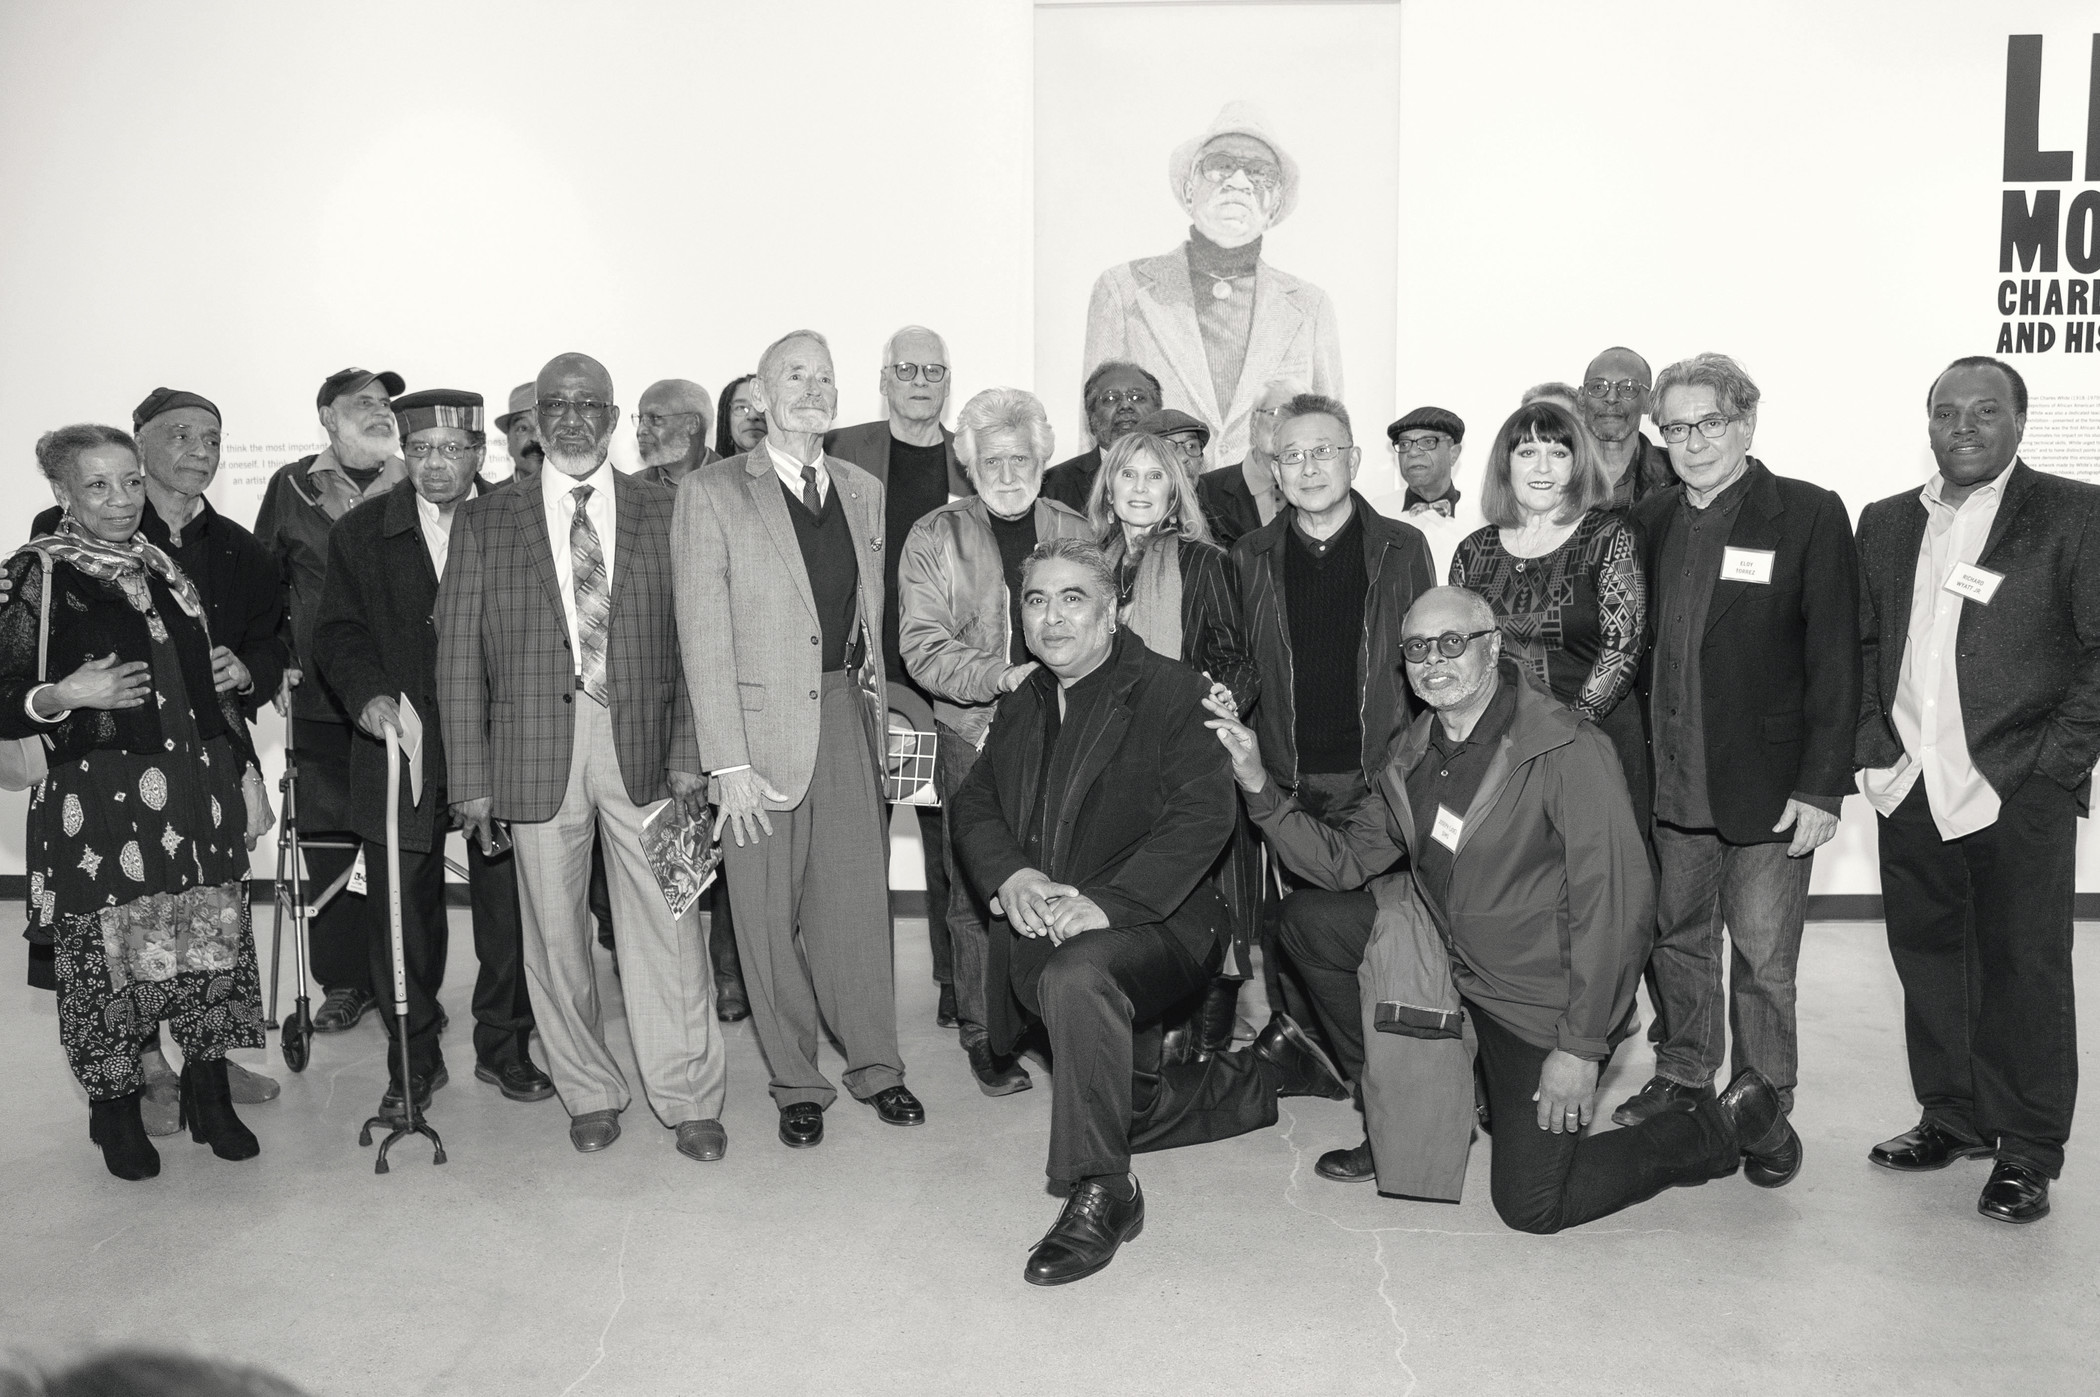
<box><xmin>949</xmin><ymin>632</ymin><xmax>1236</xmax><ymax>1054</ymax></box>
<box><xmin>315</xmin><ymin>478</ymin><xmax>493</xmax><ymax>851</ymax></box>
<box><xmin>1040</xmin><ymin>447</ymin><xmax>1103</xmax><ymax>514</ymax></box>
<box><xmin>435</xmin><ymin>468</ymin><xmax>701</xmax><ymax>824</ymax></box>
<box><xmin>1196</xmin><ymin>462</ymin><xmax>1264</xmax><ymax>549</ymax></box>
<box><xmin>1632</xmin><ymin>458</ymin><xmax>1860</xmax><ymax>843</ymax></box>
<box><xmin>824</xmin><ymin>419</ymin><xmax>970</xmax><ymax>679</ymax></box>
<box><xmin>1856</xmin><ymin>459</ymin><xmax>2100</xmax><ymax>805</ymax></box>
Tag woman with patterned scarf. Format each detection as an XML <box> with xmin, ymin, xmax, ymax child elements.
<box><xmin>0</xmin><ymin>424</ymin><xmax>271</xmax><ymax>1180</ymax></box>
<box><xmin>1086</xmin><ymin>432</ymin><xmax>1260</xmax><ymax>1061</ymax></box>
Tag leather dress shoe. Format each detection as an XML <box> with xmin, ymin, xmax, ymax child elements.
<box><xmin>1159</xmin><ymin>1020</ymin><xmax>1198</xmax><ymax>1066</ymax></box>
<box><xmin>866</xmin><ymin>1085</ymin><xmax>926</xmax><ymax>1126</ymax></box>
<box><xmin>778</xmin><ymin>1102</ymin><xmax>825</xmax><ymax>1148</ymax></box>
<box><xmin>1196</xmin><ymin>977</ymin><xmax>1242</xmax><ymax>1056</ymax></box>
<box><xmin>935</xmin><ymin>983</ymin><xmax>959</xmax><ymax>1028</ymax></box>
<box><xmin>1025</xmin><ymin>1177</ymin><xmax>1144</xmax><ymax>1286</ymax></box>
<box><xmin>1743</xmin><ymin>1118</ymin><xmax>1804</xmax><ymax>1188</ymax></box>
<box><xmin>967</xmin><ymin>1040</ymin><xmax>1032</xmax><ymax>1097</ymax></box>
<box><xmin>675</xmin><ymin>1119</ymin><xmax>728</xmax><ymax>1162</ymax></box>
<box><xmin>1715</xmin><ymin>1069</ymin><xmax>1788</xmax><ymax>1157</ymax></box>
<box><xmin>1251</xmin><ymin>1013</ymin><xmax>1351</xmax><ymax>1101</ymax></box>
<box><xmin>1869</xmin><ymin>1121</ymin><xmax>1995</xmax><ymax>1173</ymax></box>
<box><xmin>476</xmin><ymin>1058</ymin><xmax>557</xmax><ymax>1103</ymax></box>
<box><xmin>377</xmin><ymin>1063</ymin><xmax>449</xmax><ymax>1122</ymax></box>
<box><xmin>312</xmin><ymin>986</ymin><xmax>377</xmax><ymax>1033</ymax></box>
<box><xmin>1315</xmin><ymin>1138</ymin><xmax>1377</xmax><ymax>1183</ymax></box>
<box><xmin>1611</xmin><ymin>1074</ymin><xmax>1715</xmax><ymax>1128</ymax></box>
<box><xmin>569</xmin><ymin>1109</ymin><xmax>621</xmax><ymax>1153</ymax></box>
<box><xmin>1977</xmin><ymin>1160</ymin><xmax>2051</xmax><ymax>1224</ymax></box>
<box><xmin>715</xmin><ymin>977</ymin><xmax>750</xmax><ymax>1023</ymax></box>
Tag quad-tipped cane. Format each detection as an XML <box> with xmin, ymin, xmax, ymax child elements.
<box><xmin>358</xmin><ymin>722</ymin><xmax>445</xmax><ymax>1171</ymax></box>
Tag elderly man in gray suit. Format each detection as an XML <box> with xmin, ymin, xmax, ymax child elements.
<box><xmin>1084</xmin><ymin>101</ymin><xmax>1342</xmax><ymax>469</ymax></box>
<box><xmin>673</xmin><ymin>329</ymin><xmax>923</xmax><ymax>1150</ymax></box>
<box><xmin>436</xmin><ymin>352</ymin><xmax>727</xmax><ymax>1163</ymax></box>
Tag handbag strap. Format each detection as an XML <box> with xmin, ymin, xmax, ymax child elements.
<box><xmin>32</xmin><ymin>548</ymin><xmax>51</xmax><ymax>684</ymax></box>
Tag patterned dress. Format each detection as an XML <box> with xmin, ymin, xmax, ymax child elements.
<box><xmin>12</xmin><ymin>547</ymin><xmax>263</xmax><ymax>1100</ymax></box>
<box><xmin>1450</xmin><ymin>509</ymin><xmax>1652</xmax><ymax>828</ymax></box>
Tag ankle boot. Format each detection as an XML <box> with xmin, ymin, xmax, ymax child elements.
<box><xmin>1196</xmin><ymin>977</ymin><xmax>1242</xmax><ymax>1055</ymax></box>
<box><xmin>179</xmin><ymin>1058</ymin><xmax>260</xmax><ymax>1161</ymax></box>
<box><xmin>88</xmin><ymin>1091</ymin><xmax>161</xmax><ymax>1181</ymax></box>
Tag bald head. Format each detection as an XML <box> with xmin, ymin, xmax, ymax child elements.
<box><xmin>1404</xmin><ymin>585</ymin><xmax>1497</xmax><ymax>636</ymax></box>
<box><xmin>536</xmin><ymin>352</ymin><xmax>617</xmax><ymax>477</ymax></box>
<box><xmin>637</xmin><ymin>379</ymin><xmax>715</xmax><ymax>470</ymax></box>
<box><xmin>1579</xmin><ymin>346</ymin><xmax>1653</xmax><ymax>446</ymax></box>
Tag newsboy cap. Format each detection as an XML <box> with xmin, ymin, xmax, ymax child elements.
<box><xmin>1387</xmin><ymin>406</ymin><xmax>1466</xmax><ymax>445</ymax></box>
<box><xmin>132</xmin><ymin>387</ymin><xmax>222</xmax><ymax>432</ymax></box>
<box><xmin>1136</xmin><ymin>407</ymin><xmax>1212</xmax><ymax>445</ymax></box>
<box><xmin>393</xmin><ymin>388</ymin><xmax>484</xmax><ymax>437</ymax></box>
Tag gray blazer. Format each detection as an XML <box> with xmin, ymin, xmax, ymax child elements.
<box><xmin>672</xmin><ymin>449</ymin><xmax>888</xmax><ymax>809</ymax></box>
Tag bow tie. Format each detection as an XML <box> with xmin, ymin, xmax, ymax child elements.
<box><xmin>1407</xmin><ymin>498</ymin><xmax>1455</xmax><ymax>519</ymax></box>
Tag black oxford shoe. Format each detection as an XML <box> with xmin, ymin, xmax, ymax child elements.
<box><xmin>1743</xmin><ymin>1118</ymin><xmax>1804</xmax><ymax>1188</ymax></box>
<box><xmin>1251</xmin><ymin>1013</ymin><xmax>1352</xmax><ymax>1100</ymax></box>
<box><xmin>1611</xmin><ymin>1074</ymin><xmax>1715</xmax><ymax>1128</ymax></box>
<box><xmin>1315</xmin><ymin>1138</ymin><xmax>1376</xmax><ymax>1183</ymax></box>
<box><xmin>778</xmin><ymin>1102</ymin><xmax>824</xmax><ymax>1149</ymax></box>
<box><xmin>475</xmin><ymin>1058</ymin><xmax>556</xmax><ymax>1103</ymax></box>
<box><xmin>1025</xmin><ymin>1178</ymin><xmax>1144</xmax><ymax>1286</ymax></box>
<box><xmin>1977</xmin><ymin>1160</ymin><xmax>2051</xmax><ymax>1224</ymax></box>
<box><xmin>866</xmin><ymin>1085</ymin><xmax>926</xmax><ymax>1126</ymax></box>
<box><xmin>1869</xmin><ymin>1122</ymin><xmax>1995</xmax><ymax>1173</ymax></box>
<box><xmin>1715</xmin><ymin>1068</ymin><xmax>1787</xmax><ymax>1157</ymax></box>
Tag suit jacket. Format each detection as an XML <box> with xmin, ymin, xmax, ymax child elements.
<box><xmin>1856</xmin><ymin>459</ymin><xmax>2100</xmax><ymax>807</ymax></box>
<box><xmin>1086</xmin><ymin>244</ymin><xmax>1343</xmax><ymax>467</ymax></box>
<box><xmin>1231</xmin><ymin>495</ymin><xmax>1436</xmax><ymax>786</ymax></box>
<box><xmin>824</xmin><ymin>419</ymin><xmax>971</xmax><ymax>679</ymax></box>
<box><xmin>1174</xmin><ymin>536</ymin><xmax>1258</xmax><ymax>711</ymax></box>
<box><xmin>434</xmin><ymin>468</ymin><xmax>700</xmax><ymax>823</ymax></box>
<box><xmin>950</xmin><ymin>632</ymin><xmax>1236</xmax><ymax>1054</ymax></box>
<box><xmin>1039</xmin><ymin>447</ymin><xmax>1101</xmax><ymax>515</ymax></box>
<box><xmin>824</xmin><ymin>421</ymin><xmax>971</xmax><ymax>498</ymax></box>
<box><xmin>1195</xmin><ymin>461</ymin><xmax>1265</xmax><ymax>549</ymax></box>
<box><xmin>316</xmin><ymin>479</ymin><xmax>490</xmax><ymax>851</ymax></box>
<box><xmin>1632</xmin><ymin>460</ymin><xmax>1861</xmax><ymax>844</ymax></box>
<box><xmin>672</xmin><ymin>450</ymin><xmax>888</xmax><ymax>808</ymax></box>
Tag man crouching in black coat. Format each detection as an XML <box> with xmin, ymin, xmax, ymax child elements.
<box><xmin>951</xmin><ymin>538</ymin><xmax>1346</xmax><ymax>1286</ymax></box>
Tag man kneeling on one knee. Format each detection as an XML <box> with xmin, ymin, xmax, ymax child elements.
<box><xmin>1205</xmin><ymin>585</ymin><xmax>1792</xmax><ymax>1233</ymax></box>
<box><xmin>952</xmin><ymin>539</ymin><xmax>1348</xmax><ymax>1286</ymax></box>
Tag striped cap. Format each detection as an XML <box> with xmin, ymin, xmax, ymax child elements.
<box><xmin>393</xmin><ymin>389</ymin><xmax>484</xmax><ymax>437</ymax></box>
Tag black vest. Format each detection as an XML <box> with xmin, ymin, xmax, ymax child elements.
<box><xmin>782</xmin><ymin>477</ymin><xmax>861</xmax><ymax>672</ymax></box>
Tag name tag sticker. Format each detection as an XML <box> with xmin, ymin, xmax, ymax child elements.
<box><xmin>1430</xmin><ymin>804</ymin><xmax>1464</xmax><ymax>852</ymax></box>
<box><xmin>1943</xmin><ymin>562</ymin><xmax>2005</xmax><ymax>604</ymax></box>
<box><xmin>1720</xmin><ymin>547</ymin><xmax>1776</xmax><ymax>584</ymax></box>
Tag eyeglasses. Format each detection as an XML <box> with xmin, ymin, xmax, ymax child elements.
<box><xmin>1090</xmin><ymin>389</ymin><xmax>1154</xmax><ymax>411</ymax></box>
<box><xmin>632</xmin><ymin>410</ymin><xmax>701</xmax><ymax>429</ymax></box>
<box><xmin>1275</xmin><ymin>445</ymin><xmax>1352</xmax><ymax>467</ymax></box>
<box><xmin>538</xmin><ymin>397</ymin><xmax>613</xmax><ymax>424</ymax></box>
<box><xmin>1583</xmin><ymin>379</ymin><xmax>1646</xmax><ymax>402</ymax></box>
<box><xmin>405</xmin><ymin>441</ymin><xmax>474</xmax><ymax>462</ymax></box>
<box><xmin>1196</xmin><ymin>153</ymin><xmax>1283</xmax><ymax>193</ymax></box>
<box><xmin>728</xmin><ymin>401</ymin><xmax>763</xmax><ymax>420</ymax></box>
<box><xmin>1166</xmin><ymin>435</ymin><xmax>1207</xmax><ymax>460</ymax></box>
<box><xmin>1390</xmin><ymin>433</ymin><xmax>1446</xmax><ymax>455</ymax></box>
<box><xmin>1400</xmin><ymin>628</ymin><xmax>1498</xmax><ymax>664</ymax></box>
<box><xmin>888</xmin><ymin>362</ymin><xmax>949</xmax><ymax>384</ymax></box>
<box><xmin>1657</xmin><ymin>415</ymin><xmax>1737</xmax><ymax>444</ymax></box>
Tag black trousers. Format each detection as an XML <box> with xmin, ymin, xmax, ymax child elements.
<box><xmin>295</xmin><ymin>717</ymin><xmax>373</xmax><ymax>995</ymax></box>
<box><xmin>1265</xmin><ymin>770</ymin><xmax>1375</xmax><ymax>1042</ymax></box>
<box><xmin>1878</xmin><ymin>774</ymin><xmax>2079</xmax><ymax>1177</ymax></box>
<box><xmin>364</xmin><ymin>836</ymin><xmax>535</xmax><ymax>1084</ymax></box>
<box><xmin>1279</xmin><ymin>881</ymin><xmax>1730</xmax><ymax>1232</ymax></box>
<box><xmin>1013</xmin><ymin>924</ymin><xmax>1276</xmax><ymax>1183</ymax></box>
<box><xmin>917</xmin><ymin>806</ymin><xmax>953</xmax><ymax>986</ymax></box>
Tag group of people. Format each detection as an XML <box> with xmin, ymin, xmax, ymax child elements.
<box><xmin>6</xmin><ymin>321</ymin><xmax>2087</xmax><ymax>1286</ymax></box>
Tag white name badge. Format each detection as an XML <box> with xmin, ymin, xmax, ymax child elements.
<box><xmin>1430</xmin><ymin>804</ymin><xmax>1464</xmax><ymax>852</ymax></box>
<box><xmin>1943</xmin><ymin>562</ymin><xmax>2005</xmax><ymax>605</ymax></box>
<box><xmin>1720</xmin><ymin>546</ymin><xmax>1776</xmax><ymax>584</ymax></box>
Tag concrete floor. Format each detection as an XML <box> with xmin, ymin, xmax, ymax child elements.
<box><xmin>0</xmin><ymin>909</ymin><xmax>2091</xmax><ymax>1397</ymax></box>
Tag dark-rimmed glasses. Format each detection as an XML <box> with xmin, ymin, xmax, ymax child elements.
<box><xmin>888</xmin><ymin>362</ymin><xmax>948</xmax><ymax>384</ymax></box>
<box><xmin>538</xmin><ymin>397</ymin><xmax>613</xmax><ymax>424</ymax></box>
<box><xmin>1657</xmin><ymin>416</ymin><xmax>1736</xmax><ymax>444</ymax></box>
<box><xmin>1583</xmin><ymin>379</ymin><xmax>1646</xmax><ymax>402</ymax></box>
<box><xmin>1400</xmin><ymin>628</ymin><xmax>1497</xmax><ymax>664</ymax></box>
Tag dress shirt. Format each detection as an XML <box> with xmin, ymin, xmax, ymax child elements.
<box><xmin>1859</xmin><ymin>473</ymin><xmax>2007</xmax><ymax>838</ymax></box>
<box><xmin>539</xmin><ymin>460</ymin><xmax>617</xmax><ymax>677</ymax></box>
<box><xmin>414</xmin><ymin>493</ymin><xmax>454</xmax><ymax>580</ymax></box>
<box><xmin>767</xmin><ymin>439</ymin><xmax>831</xmax><ymax>507</ymax></box>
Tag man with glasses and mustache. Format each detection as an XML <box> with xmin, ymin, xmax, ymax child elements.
<box><xmin>436</xmin><ymin>353</ymin><xmax>727</xmax><ymax>1162</ymax></box>
<box><xmin>827</xmin><ymin>326</ymin><xmax>974</xmax><ymax>1030</ymax></box>
<box><xmin>1372</xmin><ymin>406</ymin><xmax>1479</xmax><ymax>581</ymax></box>
<box><xmin>1209</xmin><ymin>585</ymin><xmax>1789</xmax><ymax>1231</ymax></box>
<box><xmin>256</xmin><ymin>367</ymin><xmax>408</xmax><ymax>1035</ymax></box>
<box><xmin>1616</xmin><ymin>352</ymin><xmax>1859</xmax><ymax>1194</ymax></box>
<box><xmin>1084</xmin><ymin>101</ymin><xmax>1341</xmax><ymax>470</ymax></box>
<box><xmin>633</xmin><ymin>379</ymin><xmax>719</xmax><ymax>490</ymax></box>
<box><xmin>1577</xmin><ymin>346</ymin><xmax>1673</xmax><ymax>511</ymax></box>
<box><xmin>1040</xmin><ymin>361</ymin><xmax>1161</xmax><ymax>513</ymax></box>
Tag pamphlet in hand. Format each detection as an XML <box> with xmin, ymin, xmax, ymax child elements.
<box><xmin>639</xmin><ymin>798</ymin><xmax>722</xmax><ymax>920</ymax></box>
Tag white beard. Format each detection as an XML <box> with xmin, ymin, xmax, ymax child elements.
<box><xmin>547</xmin><ymin>443</ymin><xmax>608</xmax><ymax>477</ymax></box>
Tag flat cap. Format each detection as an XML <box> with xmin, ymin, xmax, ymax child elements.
<box><xmin>393</xmin><ymin>388</ymin><xmax>484</xmax><ymax>437</ymax></box>
<box><xmin>132</xmin><ymin>387</ymin><xmax>221</xmax><ymax>432</ymax></box>
<box><xmin>316</xmin><ymin>366</ymin><xmax>405</xmax><ymax>411</ymax></box>
<box><xmin>1387</xmin><ymin>406</ymin><xmax>1465</xmax><ymax>445</ymax></box>
<box><xmin>1136</xmin><ymin>407</ymin><xmax>1211</xmax><ymax>445</ymax></box>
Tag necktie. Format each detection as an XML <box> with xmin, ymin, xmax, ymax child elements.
<box><xmin>569</xmin><ymin>484</ymin><xmax>610</xmax><ymax>705</ymax></box>
<box><xmin>801</xmin><ymin>464</ymin><xmax>822</xmax><ymax>514</ymax></box>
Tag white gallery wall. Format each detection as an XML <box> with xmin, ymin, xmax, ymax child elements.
<box><xmin>1</xmin><ymin>0</ymin><xmax>2097</xmax><ymax>898</ymax></box>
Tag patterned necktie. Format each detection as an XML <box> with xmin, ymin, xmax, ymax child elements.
<box><xmin>801</xmin><ymin>464</ymin><xmax>822</xmax><ymax>514</ymax></box>
<box><xmin>569</xmin><ymin>484</ymin><xmax>610</xmax><ymax>705</ymax></box>
<box><xmin>1409</xmin><ymin>498</ymin><xmax>1456</xmax><ymax>518</ymax></box>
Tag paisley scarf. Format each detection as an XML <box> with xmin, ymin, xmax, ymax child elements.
<box><xmin>28</xmin><ymin>516</ymin><xmax>206</xmax><ymax>641</ymax></box>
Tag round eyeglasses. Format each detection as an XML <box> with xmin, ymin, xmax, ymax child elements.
<box><xmin>1400</xmin><ymin>628</ymin><xmax>1497</xmax><ymax>664</ymax></box>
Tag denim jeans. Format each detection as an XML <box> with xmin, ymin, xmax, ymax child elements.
<box><xmin>1878</xmin><ymin>774</ymin><xmax>2079</xmax><ymax>1178</ymax></box>
<box><xmin>935</xmin><ymin>722</ymin><xmax>992</xmax><ymax>1050</ymax></box>
<box><xmin>1649</xmin><ymin>823</ymin><xmax>1813</xmax><ymax>1113</ymax></box>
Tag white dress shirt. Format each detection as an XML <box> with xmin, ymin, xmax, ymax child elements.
<box><xmin>540</xmin><ymin>460</ymin><xmax>617</xmax><ymax>677</ymax></box>
<box><xmin>767</xmin><ymin>439</ymin><xmax>831</xmax><ymax>508</ymax></box>
<box><xmin>1859</xmin><ymin>473</ymin><xmax>2006</xmax><ymax>838</ymax></box>
<box><xmin>415</xmin><ymin>493</ymin><xmax>455</xmax><ymax>580</ymax></box>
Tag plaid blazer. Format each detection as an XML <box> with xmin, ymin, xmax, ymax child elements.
<box><xmin>672</xmin><ymin>450</ymin><xmax>886</xmax><ymax>809</ymax></box>
<box><xmin>435</xmin><ymin>468</ymin><xmax>701</xmax><ymax>823</ymax></box>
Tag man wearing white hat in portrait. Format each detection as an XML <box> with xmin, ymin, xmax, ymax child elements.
<box><xmin>1083</xmin><ymin>101</ymin><xmax>1342</xmax><ymax>470</ymax></box>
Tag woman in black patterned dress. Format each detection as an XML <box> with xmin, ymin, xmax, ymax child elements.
<box><xmin>1</xmin><ymin>425</ymin><xmax>268</xmax><ymax>1180</ymax></box>
<box><xmin>1451</xmin><ymin>402</ymin><xmax>1651</xmax><ymax>829</ymax></box>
